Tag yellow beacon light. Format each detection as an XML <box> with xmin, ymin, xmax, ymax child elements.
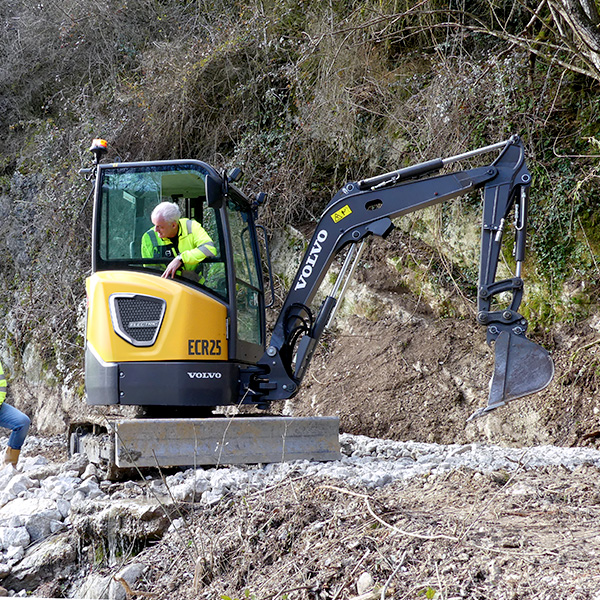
<box><xmin>89</xmin><ymin>138</ymin><xmax>108</xmax><ymax>164</ymax></box>
<box><xmin>89</xmin><ymin>138</ymin><xmax>108</xmax><ymax>151</ymax></box>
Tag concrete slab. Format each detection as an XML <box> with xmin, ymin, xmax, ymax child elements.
<box><xmin>112</xmin><ymin>415</ymin><xmax>341</xmax><ymax>468</ymax></box>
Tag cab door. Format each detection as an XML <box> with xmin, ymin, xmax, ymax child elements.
<box><xmin>225</xmin><ymin>193</ymin><xmax>265</xmax><ymax>363</ymax></box>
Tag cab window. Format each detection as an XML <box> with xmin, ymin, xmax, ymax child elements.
<box><xmin>97</xmin><ymin>165</ymin><xmax>227</xmax><ymax>299</ymax></box>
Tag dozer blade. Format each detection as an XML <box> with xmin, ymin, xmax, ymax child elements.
<box><xmin>103</xmin><ymin>416</ymin><xmax>341</xmax><ymax>469</ymax></box>
<box><xmin>468</xmin><ymin>331</ymin><xmax>554</xmax><ymax>421</ymax></box>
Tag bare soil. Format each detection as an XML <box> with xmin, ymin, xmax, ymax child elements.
<box><xmin>290</xmin><ymin>232</ymin><xmax>600</xmax><ymax>451</ymax></box>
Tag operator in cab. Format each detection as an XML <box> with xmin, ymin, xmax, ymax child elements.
<box><xmin>141</xmin><ymin>201</ymin><xmax>217</xmax><ymax>280</ymax></box>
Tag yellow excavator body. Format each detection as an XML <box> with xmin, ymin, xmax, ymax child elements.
<box><xmin>86</xmin><ymin>271</ymin><xmax>228</xmax><ymax>363</ymax></box>
<box><xmin>74</xmin><ymin>138</ymin><xmax>554</xmax><ymax>477</ymax></box>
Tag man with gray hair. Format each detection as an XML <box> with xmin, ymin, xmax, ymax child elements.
<box><xmin>141</xmin><ymin>201</ymin><xmax>217</xmax><ymax>280</ymax></box>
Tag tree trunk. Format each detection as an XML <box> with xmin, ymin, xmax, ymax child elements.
<box><xmin>549</xmin><ymin>0</ymin><xmax>600</xmax><ymax>78</ymax></box>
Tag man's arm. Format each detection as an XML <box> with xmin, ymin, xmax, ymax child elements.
<box><xmin>140</xmin><ymin>231</ymin><xmax>154</xmax><ymax>259</ymax></box>
<box><xmin>178</xmin><ymin>221</ymin><xmax>217</xmax><ymax>267</ymax></box>
<box><xmin>161</xmin><ymin>255</ymin><xmax>184</xmax><ymax>279</ymax></box>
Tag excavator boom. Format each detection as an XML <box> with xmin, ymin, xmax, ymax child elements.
<box><xmin>253</xmin><ymin>135</ymin><xmax>554</xmax><ymax>418</ymax></box>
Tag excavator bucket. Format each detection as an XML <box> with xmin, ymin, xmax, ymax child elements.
<box><xmin>468</xmin><ymin>331</ymin><xmax>554</xmax><ymax>420</ymax></box>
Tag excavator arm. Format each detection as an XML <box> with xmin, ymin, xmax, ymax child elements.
<box><xmin>253</xmin><ymin>135</ymin><xmax>554</xmax><ymax>419</ymax></box>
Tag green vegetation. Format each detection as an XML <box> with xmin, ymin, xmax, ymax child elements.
<box><xmin>0</xmin><ymin>0</ymin><xmax>599</xmax><ymax>386</ymax></box>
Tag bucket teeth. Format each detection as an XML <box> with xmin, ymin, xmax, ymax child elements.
<box><xmin>468</xmin><ymin>331</ymin><xmax>554</xmax><ymax>421</ymax></box>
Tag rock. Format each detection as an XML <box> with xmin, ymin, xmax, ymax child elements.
<box><xmin>0</xmin><ymin>498</ymin><xmax>63</xmax><ymax>542</ymax></box>
<box><xmin>109</xmin><ymin>563</ymin><xmax>146</xmax><ymax>600</ymax></box>
<box><xmin>5</xmin><ymin>474</ymin><xmax>38</xmax><ymax>497</ymax></box>
<box><xmin>27</xmin><ymin>513</ymin><xmax>63</xmax><ymax>544</ymax></box>
<box><xmin>21</xmin><ymin>456</ymin><xmax>49</xmax><ymax>471</ymax></box>
<box><xmin>56</xmin><ymin>499</ymin><xmax>70</xmax><ymax>519</ymax></box>
<box><xmin>76</xmin><ymin>478</ymin><xmax>105</xmax><ymax>500</ymax></box>
<box><xmin>70</xmin><ymin>498</ymin><xmax>176</xmax><ymax>561</ymax></box>
<box><xmin>76</xmin><ymin>563</ymin><xmax>146</xmax><ymax>600</ymax></box>
<box><xmin>41</xmin><ymin>474</ymin><xmax>82</xmax><ymax>500</ymax></box>
<box><xmin>0</xmin><ymin>527</ymin><xmax>30</xmax><ymax>551</ymax></box>
<box><xmin>0</xmin><ymin>468</ymin><xmax>17</xmax><ymax>492</ymax></box>
<box><xmin>22</xmin><ymin>463</ymin><xmax>62</xmax><ymax>484</ymax></box>
<box><xmin>75</xmin><ymin>572</ymin><xmax>111</xmax><ymax>599</ymax></box>
<box><xmin>81</xmin><ymin>463</ymin><xmax>98</xmax><ymax>480</ymax></box>
<box><xmin>31</xmin><ymin>579</ymin><xmax>63</xmax><ymax>598</ymax></box>
<box><xmin>21</xmin><ymin>343</ymin><xmax>45</xmax><ymax>387</ymax></box>
<box><xmin>5</xmin><ymin>546</ymin><xmax>24</xmax><ymax>564</ymax></box>
<box><xmin>59</xmin><ymin>453</ymin><xmax>89</xmax><ymax>477</ymax></box>
<box><xmin>169</xmin><ymin>477</ymin><xmax>210</xmax><ymax>502</ymax></box>
<box><xmin>167</xmin><ymin>518</ymin><xmax>185</xmax><ymax>534</ymax></box>
<box><xmin>1</xmin><ymin>532</ymin><xmax>77</xmax><ymax>591</ymax></box>
<box><xmin>356</xmin><ymin>572</ymin><xmax>374</xmax><ymax>595</ymax></box>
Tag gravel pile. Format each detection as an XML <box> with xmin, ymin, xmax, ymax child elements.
<box><xmin>3</xmin><ymin>432</ymin><xmax>600</xmax><ymax>510</ymax></box>
<box><xmin>160</xmin><ymin>433</ymin><xmax>600</xmax><ymax>503</ymax></box>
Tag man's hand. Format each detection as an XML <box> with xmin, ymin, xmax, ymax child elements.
<box><xmin>162</xmin><ymin>255</ymin><xmax>183</xmax><ymax>279</ymax></box>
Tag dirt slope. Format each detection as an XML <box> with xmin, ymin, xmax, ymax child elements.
<box><xmin>285</xmin><ymin>232</ymin><xmax>600</xmax><ymax>451</ymax></box>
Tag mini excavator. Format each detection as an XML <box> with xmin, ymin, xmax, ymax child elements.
<box><xmin>73</xmin><ymin>135</ymin><xmax>554</xmax><ymax>472</ymax></box>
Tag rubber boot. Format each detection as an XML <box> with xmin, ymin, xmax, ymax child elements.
<box><xmin>2</xmin><ymin>447</ymin><xmax>20</xmax><ymax>468</ymax></box>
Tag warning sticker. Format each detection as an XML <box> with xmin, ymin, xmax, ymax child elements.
<box><xmin>331</xmin><ymin>205</ymin><xmax>352</xmax><ymax>223</ymax></box>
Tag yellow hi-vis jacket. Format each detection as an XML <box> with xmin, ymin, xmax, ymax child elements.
<box><xmin>0</xmin><ymin>361</ymin><xmax>6</xmax><ymax>406</ymax></box>
<box><xmin>141</xmin><ymin>218</ymin><xmax>217</xmax><ymax>272</ymax></box>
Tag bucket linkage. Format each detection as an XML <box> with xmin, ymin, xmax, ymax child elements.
<box><xmin>468</xmin><ymin>142</ymin><xmax>554</xmax><ymax>420</ymax></box>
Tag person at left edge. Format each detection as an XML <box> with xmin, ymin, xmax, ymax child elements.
<box><xmin>0</xmin><ymin>360</ymin><xmax>31</xmax><ymax>468</ymax></box>
<box><xmin>140</xmin><ymin>201</ymin><xmax>217</xmax><ymax>279</ymax></box>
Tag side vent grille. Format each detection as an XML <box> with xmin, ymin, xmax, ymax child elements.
<box><xmin>109</xmin><ymin>294</ymin><xmax>166</xmax><ymax>347</ymax></box>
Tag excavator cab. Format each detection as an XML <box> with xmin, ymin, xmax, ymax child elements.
<box><xmin>96</xmin><ymin>164</ymin><xmax>227</xmax><ymax>295</ymax></box>
<box><xmin>85</xmin><ymin>159</ymin><xmax>267</xmax><ymax>408</ymax></box>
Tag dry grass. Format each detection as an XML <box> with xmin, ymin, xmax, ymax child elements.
<box><xmin>132</xmin><ymin>465</ymin><xmax>600</xmax><ymax>600</ymax></box>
